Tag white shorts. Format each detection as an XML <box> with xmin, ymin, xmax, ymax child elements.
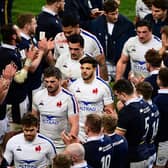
<box><xmin>148</xmin><ymin>153</ymin><xmax>156</xmax><ymax>168</ymax></box>
<box><xmin>130</xmin><ymin>159</ymin><xmax>148</xmax><ymax>168</ymax></box>
<box><xmin>156</xmin><ymin>141</ymin><xmax>168</xmax><ymax>166</ymax></box>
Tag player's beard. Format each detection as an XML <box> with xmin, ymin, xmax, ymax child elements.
<box><xmin>47</xmin><ymin>85</ymin><xmax>59</xmax><ymax>94</ymax></box>
<box><xmin>24</xmin><ymin>134</ymin><xmax>35</xmax><ymax>142</ymax></box>
<box><xmin>82</xmin><ymin>72</ymin><xmax>94</xmax><ymax>81</ymax></box>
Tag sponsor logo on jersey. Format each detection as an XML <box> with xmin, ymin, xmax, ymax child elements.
<box><xmin>98</xmin><ymin>144</ymin><xmax>113</xmax><ymax>152</ymax></box>
<box><xmin>18</xmin><ymin>160</ymin><xmax>37</xmax><ymax>168</ymax></box>
<box><xmin>42</xmin><ymin>115</ymin><xmax>62</xmax><ymax>125</ymax></box>
<box><xmin>80</xmin><ymin>102</ymin><xmax>96</xmax><ymax>112</ymax></box>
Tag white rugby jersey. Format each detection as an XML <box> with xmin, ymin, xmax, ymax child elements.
<box><xmin>55</xmin><ymin>54</ymin><xmax>85</xmax><ymax>81</ymax></box>
<box><xmin>136</xmin><ymin>0</ymin><xmax>151</xmax><ymax>20</ymax></box>
<box><xmin>4</xmin><ymin>133</ymin><xmax>56</xmax><ymax>168</ymax></box>
<box><xmin>122</xmin><ymin>35</ymin><xmax>161</xmax><ymax>78</ymax></box>
<box><xmin>54</xmin><ymin>28</ymin><xmax>104</xmax><ymax>60</ymax></box>
<box><xmin>69</xmin><ymin>77</ymin><xmax>113</xmax><ymax>141</ymax></box>
<box><xmin>32</xmin><ymin>88</ymin><xmax>78</xmax><ymax>148</ymax></box>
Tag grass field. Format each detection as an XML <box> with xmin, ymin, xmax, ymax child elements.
<box><xmin>12</xmin><ymin>0</ymin><xmax>136</xmax><ymax>23</ymax></box>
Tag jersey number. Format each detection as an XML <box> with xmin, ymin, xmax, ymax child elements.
<box><xmin>101</xmin><ymin>154</ymin><xmax>111</xmax><ymax>168</ymax></box>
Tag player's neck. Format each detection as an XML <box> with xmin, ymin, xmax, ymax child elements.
<box><xmin>83</xmin><ymin>75</ymin><xmax>95</xmax><ymax>84</ymax></box>
<box><xmin>126</xmin><ymin>93</ymin><xmax>138</xmax><ymax>102</ymax></box>
<box><xmin>48</xmin><ymin>86</ymin><xmax>61</xmax><ymax>96</ymax></box>
<box><xmin>87</xmin><ymin>132</ymin><xmax>101</xmax><ymax>138</ymax></box>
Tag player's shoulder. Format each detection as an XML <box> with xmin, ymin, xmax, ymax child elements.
<box><xmin>70</xmin><ymin>78</ymin><xmax>83</xmax><ymax>87</ymax></box>
<box><xmin>127</xmin><ymin>36</ymin><xmax>138</xmax><ymax>42</ymax></box>
<box><xmin>34</xmin><ymin>89</ymin><xmax>47</xmax><ymax>98</ymax></box>
<box><xmin>152</xmin><ymin>35</ymin><xmax>161</xmax><ymax>44</ymax></box>
<box><xmin>61</xmin><ymin>87</ymin><xmax>75</xmax><ymax>97</ymax></box>
<box><xmin>110</xmin><ymin>133</ymin><xmax>127</xmax><ymax>145</ymax></box>
<box><xmin>55</xmin><ymin>32</ymin><xmax>66</xmax><ymax>41</ymax></box>
<box><xmin>7</xmin><ymin>133</ymin><xmax>23</xmax><ymax>144</ymax></box>
<box><xmin>80</xmin><ymin>29</ymin><xmax>98</xmax><ymax>41</ymax></box>
<box><xmin>96</xmin><ymin>77</ymin><xmax>111</xmax><ymax>88</ymax></box>
<box><xmin>37</xmin><ymin>134</ymin><xmax>56</xmax><ymax>151</ymax></box>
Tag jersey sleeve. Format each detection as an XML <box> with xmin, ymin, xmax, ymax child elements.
<box><xmin>54</xmin><ymin>36</ymin><xmax>60</xmax><ymax>60</ymax></box>
<box><xmin>3</xmin><ymin>139</ymin><xmax>14</xmax><ymax>165</ymax></box>
<box><xmin>32</xmin><ymin>92</ymin><xmax>40</xmax><ymax>111</ymax></box>
<box><xmin>117</xmin><ymin>108</ymin><xmax>129</xmax><ymax>132</ymax></box>
<box><xmin>122</xmin><ymin>38</ymin><xmax>132</xmax><ymax>57</ymax></box>
<box><xmin>67</xmin><ymin>94</ymin><xmax>79</xmax><ymax>117</ymax></box>
<box><xmin>46</xmin><ymin>141</ymin><xmax>57</xmax><ymax>164</ymax></box>
<box><xmin>103</xmin><ymin>84</ymin><xmax>114</xmax><ymax>105</ymax></box>
<box><xmin>91</xmin><ymin>36</ymin><xmax>104</xmax><ymax>57</ymax></box>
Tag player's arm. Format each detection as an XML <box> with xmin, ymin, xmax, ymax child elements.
<box><xmin>68</xmin><ymin>114</ymin><xmax>79</xmax><ymax>137</ymax></box>
<box><xmin>3</xmin><ymin>140</ymin><xmax>14</xmax><ymax>166</ymax></box>
<box><xmin>32</xmin><ymin>109</ymin><xmax>40</xmax><ymax>119</ymax></box>
<box><xmin>67</xmin><ymin>95</ymin><xmax>79</xmax><ymax>137</ymax></box>
<box><xmin>115</xmin><ymin>54</ymin><xmax>129</xmax><ymax>81</ymax></box>
<box><xmin>96</xmin><ymin>53</ymin><xmax>108</xmax><ymax>81</ymax></box>
<box><xmin>104</xmin><ymin>103</ymin><xmax>117</xmax><ymax>117</ymax></box>
<box><xmin>46</xmin><ymin>141</ymin><xmax>57</xmax><ymax>165</ymax></box>
<box><xmin>0</xmin><ymin>63</ymin><xmax>17</xmax><ymax>104</ymax></box>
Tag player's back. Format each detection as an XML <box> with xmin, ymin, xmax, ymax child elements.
<box><xmin>118</xmin><ymin>98</ymin><xmax>151</xmax><ymax>162</ymax></box>
<box><xmin>146</xmin><ymin>101</ymin><xmax>159</xmax><ymax>155</ymax></box>
<box><xmin>84</xmin><ymin>135</ymin><xmax>113</xmax><ymax>168</ymax></box>
<box><xmin>109</xmin><ymin>133</ymin><xmax>128</xmax><ymax>168</ymax></box>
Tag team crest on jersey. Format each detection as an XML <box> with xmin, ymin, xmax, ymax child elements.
<box><xmin>130</xmin><ymin>45</ymin><xmax>136</xmax><ymax>52</ymax></box>
<box><xmin>56</xmin><ymin>101</ymin><xmax>62</xmax><ymax>107</ymax></box>
<box><xmin>35</xmin><ymin>145</ymin><xmax>41</xmax><ymax>152</ymax></box>
<box><xmin>92</xmin><ymin>88</ymin><xmax>98</xmax><ymax>94</ymax></box>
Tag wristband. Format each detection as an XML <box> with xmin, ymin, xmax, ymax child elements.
<box><xmin>14</xmin><ymin>69</ymin><xmax>28</xmax><ymax>83</ymax></box>
<box><xmin>24</xmin><ymin>58</ymin><xmax>32</xmax><ymax>67</ymax></box>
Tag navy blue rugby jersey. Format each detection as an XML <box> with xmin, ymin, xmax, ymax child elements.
<box><xmin>84</xmin><ymin>135</ymin><xmax>114</xmax><ymax>168</ymax></box>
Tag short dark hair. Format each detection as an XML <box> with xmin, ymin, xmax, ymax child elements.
<box><xmin>136</xmin><ymin>81</ymin><xmax>153</xmax><ymax>100</ymax></box>
<box><xmin>68</xmin><ymin>34</ymin><xmax>84</xmax><ymax>48</ymax></box>
<box><xmin>85</xmin><ymin>114</ymin><xmax>102</xmax><ymax>133</ymax></box>
<box><xmin>79</xmin><ymin>56</ymin><xmax>98</xmax><ymax>68</ymax></box>
<box><xmin>158</xmin><ymin>67</ymin><xmax>168</xmax><ymax>87</ymax></box>
<box><xmin>113</xmin><ymin>79</ymin><xmax>134</xmax><ymax>95</ymax></box>
<box><xmin>145</xmin><ymin>49</ymin><xmax>162</xmax><ymax>67</ymax></box>
<box><xmin>142</xmin><ymin>0</ymin><xmax>152</xmax><ymax>8</ymax></box>
<box><xmin>17</xmin><ymin>13</ymin><xmax>35</xmax><ymax>28</ymax></box>
<box><xmin>152</xmin><ymin>0</ymin><xmax>168</xmax><ymax>10</ymax></box>
<box><xmin>103</xmin><ymin>0</ymin><xmax>119</xmax><ymax>13</ymax></box>
<box><xmin>53</xmin><ymin>153</ymin><xmax>72</xmax><ymax>168</ymax></box>
<box><xmin>46</xmin><ymin>0</ymin><xmax>62</xmax><ymax>5</ymax></box>
<box><xmin>1</xmin><ymin>24</ymin><xmax>17</xmax><ymax>44</ymax></box>
<box><xmin>44</xmin><ymin>66</ymin><xmax>62</xmax><ymax>80</ymax></box>
<box><xmin>21</xmin><ymin>113</ymin><xmax>38</xmax><ymax>127</ymax></box>
<box><xmin>62</xmin><ymin>13</ymin><xmax>79</xmax><ymax>27</ymax></box>
<box><xmin>135</xmin><ymin>19</ymin><xmax>152</xmax><ymax>31</ymax></box>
